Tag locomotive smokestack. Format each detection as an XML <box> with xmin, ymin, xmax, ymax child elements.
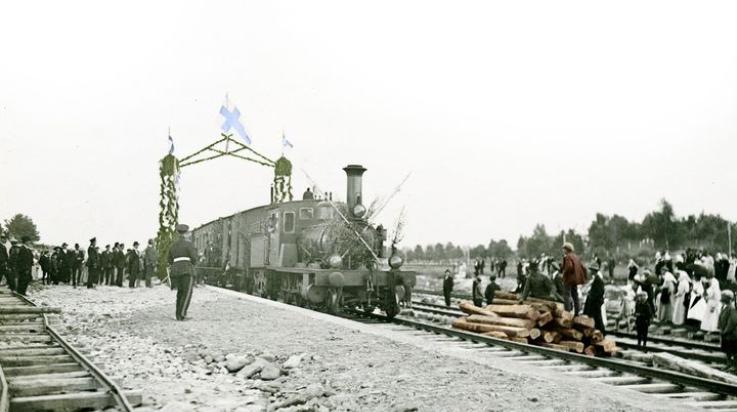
<box><xmin>343</xmin><ymin>164</ymin><xmax>367</xmax><ymax>219</ymax></box>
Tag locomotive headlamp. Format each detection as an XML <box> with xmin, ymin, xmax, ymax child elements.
<box><xmin>388</xmin><ymin>254</ymin><xmax>404</xmax><ymax>270</ymax></box>
<box><xmin>352</xmin><ymin>203</ymin><xmax>367</xmax><ymax>218</ymax></box>
<box><xmin>328</xmin><ymin>254</ymin><xmax>343</xmax><ymax>268</ymax></box>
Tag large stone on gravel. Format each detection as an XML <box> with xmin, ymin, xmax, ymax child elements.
<box><xmin>282</xmin><ymin>353</ymin><xmax>304</xmax><ymax>369</ymax></box>
<box><xmin>259</xmin><ymin>362</ymin><xmax>281</xmax><ymax>380</ymax></box>
<box><xmin>237</xmin><ymin>359</ymin><xmax>267</xmax><ymax>378</ymax></box>
<box><xmin>226</xmin><ymin>355</ymin><xmax>254</xmax><ymax>373</ymax></box>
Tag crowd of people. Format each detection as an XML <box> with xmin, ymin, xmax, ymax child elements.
<box><xmin>0</xmin><ymin>234</ymin><xmax>159</xmax><ymax>295</ymax></box>
<box><xmin>442</xmin><ymin>244</ymin><xmax>737</xmax><ymax>371</ymax></box>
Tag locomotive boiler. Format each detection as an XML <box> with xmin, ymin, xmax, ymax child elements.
<box><xmin>192</xmin><ymin>162</ymin><xmax>415</xmax><ymax>318</ymax></box>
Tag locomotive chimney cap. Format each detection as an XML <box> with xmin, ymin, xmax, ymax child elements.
<box><xmin>343</xmin><ymin>164</ymin><xmax>367</xmax><ymax>175</ymax></box>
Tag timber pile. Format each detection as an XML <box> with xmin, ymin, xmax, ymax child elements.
<box><xmin>452</xmin><ymin>291</ymin><xmax>618</xmax><ymax>357</ymax></box>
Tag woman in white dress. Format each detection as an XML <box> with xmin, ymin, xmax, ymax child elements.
<box><xmin>688</xmin><ymin>277</ymin><xmax>706</xmax><ymax>324</ymax></box>
<box><xmin>700</xmin><ymin>277</ymin><xmax>722</xmax><ymax>333</ymax></box>
<box><xmin>671</xmin><ymin>269</ymin><xmax>690</xmax><ymax>326</ymax></box>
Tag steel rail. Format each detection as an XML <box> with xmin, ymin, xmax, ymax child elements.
<box><xmin>14</xmin><ymin>293</ymin><xmax>134</xmax><ymax>412</ymax></box>
<box><xmin>356</xmin><ymin>310</ymin><xmax>737</xmax><ymax>397</ymax></box>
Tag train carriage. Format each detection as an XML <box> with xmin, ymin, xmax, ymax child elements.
<box><xmin>192</xmin><ymin>163</ymin><xmax>415</xmax><ymax>318</ymax></box>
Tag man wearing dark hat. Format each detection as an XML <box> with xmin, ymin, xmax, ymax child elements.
<box><xmin>51</xmin><ymin>246</ymin><xmax>63</xmax><ymax>284</ymax></box>
<box><xmin>72</xmin><ymin>243</ymin><xmax>85</xmax><ymax>287</ymax></box>
<box><xmin>113</xmin><ymin>243</ymin><xmax>126</xmax><ymax>286</ymax></box>
<box><xmin>62</xmin><ymin>243</ymin><xmax>75</xmax><ymax>284</ymax></box>
<box><xmin>85</xmin><ymin>238</ymin><xmax>99</xmax><ymax>288</ymax></box>
<box><xmin>169</xmin><ymin>224</ymin><xmax>198</xmax><ymax>320</ymax></box>
<box><xmin>16</xmin><ymin>236</ymin><xmax>35</xmax><ymax>295</ymax></box>
<box><xmin>0</xmin><ymin>234</ymin><xmax>8</xmax><ymax>288</ymax></box>
<box><xmin>442</xmin><ymin>269</ymin><xmax>454</xmax><ymax>307</ymax></box>
<box><xmin>7</xmin><ymin>239</ymin><xmax>20</xmax><ymax>291</ymax></box>
<box><xmin>127</xmin><ymin>242</ymin><xmax>141</xmax><ymax>288</ymax></box>
<box><xmin>584</xmin><ymin>265</ymin><xmax>606</xmax><ymax>334</ymax></box>
<box><xmin>100</xmin><ymin>245</ymin><xmax>112</xmax><ymax>285</ymax></box>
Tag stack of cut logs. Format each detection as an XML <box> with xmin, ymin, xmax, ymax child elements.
<box><xmin>451</xmin><ymin>291</ymin><xmax>618</xmax><ymax>357</ymax></box>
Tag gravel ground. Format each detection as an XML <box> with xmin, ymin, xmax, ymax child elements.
<box><xmin>27</xmin><ymin>283</ymin><xmax>698</xmax><ymax>412</ymax></box>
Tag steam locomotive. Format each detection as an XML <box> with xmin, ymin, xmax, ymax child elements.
<box><xmin>191</xmin><ymin>163</ymin><xmax>415</xmax><ymax>318</ymax></box>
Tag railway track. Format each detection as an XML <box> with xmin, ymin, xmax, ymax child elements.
<box><xmin>0</xmin><ymin>289</ymin><xmax>141</xmax><ymax>412</ymax></box>
<box><xmin>355</xmin><ymin>307</ymin><xmax>737</xmax><ymax>411</ymax></box>
<box><xmin>410</xmin><ymin>299</ymin><xmax>729</xmax><ymax>366</ymax></box>
<box><xmin>413</xmin><ymin>289</ymin><xmax>728</xmax><ymax>364</ymax></box>
<box><xmin>212</xmin><ymin>283</ymin><xmax>737</xmax><ymax>410</ymax></box>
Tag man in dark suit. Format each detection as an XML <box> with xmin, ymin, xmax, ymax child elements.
<box><xmin>7</xmin><ymin>239</ymin><xmax>20</xmax><ymax>291</ymax></box>
<box><xmin>169</xmin><ymin>224</ymin><xmax>198</xmax><ymax>320</ymax></box>
<box><xmin>100</xmin><ymin>245</ymin><xmax>112</xmax><ymax>285</ymax></box>
<box><xmin>0</xmin><ymin>235</ymin><xmax>8</xmax><ymax>288</ymax></box>
<box><xmin>584</xmin><ymin>265</ymin><xmax>606</xmax><ymax>334</ymax></box>
<box><xmin>127</xmin><ymin>241</ymin><xmax>141</xmax><ymax>288</ymax></box>
<box><xmin>16</xmin><ymin>236</ymin><xmax>35</xmax><ymax>295</ymax></box>
<box><xmin>113</xmin><ymin>243</ymin><xmax>126</xmax><ymax>286</ymax></box>
<box><xmin>442</xmin><ymin>269</ymin><xmax>454</xmax><ymax>307</ymax></box>
<box><xmin>71</xmin><ymin>243</ymin><xmax>85</xmax><ymax>287</ymax></box>
<box><xmin>86</xmin><ymin>238</ymin><xmax>99</xmax><ymax>288</ymax></box>
<box><xmin>62</xmin><ymin>243</ymin><xmax>75</xmax><ymax>284</ymax></box>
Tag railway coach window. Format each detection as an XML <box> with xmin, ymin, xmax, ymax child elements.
<box><xmin>284</xmin><ymin>212</ymin><xmax>296</xmax><ymax>233</ymax></box>
<box><xmin>299</xmin><ymin>207</ymin><xmax>314</xmax><ymax>220</ymax></box>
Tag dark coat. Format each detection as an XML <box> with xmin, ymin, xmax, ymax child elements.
<box><xmin>0</xmin><ymin>243</ymin><xmax>7</xmax><ymax>267</ymax></box>
<box><xmin>73</xmin><ymin>249</ymin><xmax>85</xmax><ymax>268</ymax></box>
<box><xmin>635</xmin><ymin>300</ymin><xmax>653</xmax><ymax>328</ymax></box>
<box><xmin>521</xmin><ymin>272</ymin><xmax>561</xmax><ymax>301</ymax></box>
<box><xmin>168</xmin><ymin>237</ymin><xmax>198</xmax><ymax>276</ymax></box>
<box><xmin>719</xmin><ymin>304</ymin><xmax>737</xmax><ymax>341</ymax></box>
<box><xmin>100</xmin><ymin>250</ymin><xmax>111</xmax><ymax>269</ymax></box>
<box><xmin>17</xmin><ymin>246</ymin><xmax>34</xmax><ymax>273</ymax></box>
<box><xmin>87</xmin><ymin>246</ymin><xmax>98</xmax><ymax>268</ymax></box>
<box><xmin>8</xmin><ymin>245</ymin><xmax>20</xmax><ymax>271</ymax></box>
<box><xmin>584</xmin><ymin>275</ymin><xmax>605</xmax><ymax>316</ymax></box>
<box><xmin>562</xmin><ymin>253</ymin><xmax>587</xmax><ymax>286</ymax></box>
<box><xmin>442</xmin><ymin>275</ymin><xmax>454</xmax><ymax>293</ymax></box>
<box><xmin>484</xmin><ymin>282</ymin><xmax>500</xmax><ymax>305</ymax></box>
<box><xmin>127</xmin><ymin>250</ymin><xmax>140</xmax><ymax>276</ymax></box>
<box><xmin>113</xmin><ymin>250</ymin><xmax>126</xmax><ymax>268</ymax></box>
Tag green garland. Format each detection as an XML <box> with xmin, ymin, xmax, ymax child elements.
<box><xmin>273</xmin><ymin>156</ymin><xmax>293</xmax><ymax>202</ymax></box>
<box><xmin>156</xmin><ymin>154</ymin><xmax>180</xmax><ymax>278</ymax></box>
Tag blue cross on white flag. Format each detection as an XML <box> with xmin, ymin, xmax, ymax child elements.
<box><xmin>219</xmin><ymin>103</ymin><xmax>251</xmax><ymax>145</ymax></box>
<box><xmin>282</xmin><ymin>132</ymin><xmax>294</xmax><ymax>149</ymax></box>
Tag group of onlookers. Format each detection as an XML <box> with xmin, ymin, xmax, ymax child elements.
<box><xmin>620</xmin><ymin>249</ymin><xmax>737</xmax><ymax>370</ymax></box>
<box><xmin>1</xmin><ymin>235</ymin><xmax>159</xmax><ymax>293</ymax></box>
<box><xmin>443</xmin><ymin>245</ymin><xmax>737</xmax><ymax>371</ymax></box>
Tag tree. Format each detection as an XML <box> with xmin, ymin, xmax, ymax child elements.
<box><xmin>469</xmin><ymin>244</ymin><xmax>487</xmax><ymax>259</ymax></box>
<box><xmin>434</xmin><ymin>242</ymin><xmax>446</xmax><ymax>261</ymax></box>
<box><xmin>524</xmin><ymin>224</ymin><xmax>553</xmax><ymax>258</ymax></box>
<box><xmin>413</xmin><ymin>245</ymin><xmax>424</xmax><ymax>261</ymax></box>
<box><xmin>4</xmin><ymin>214</ymin><xmax>40</xmax><ymax>242</ymax></box>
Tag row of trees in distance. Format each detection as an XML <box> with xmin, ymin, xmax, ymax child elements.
<box><xmin>403</xmin><ymin>199</ymin><xmax>736</xmax><ymax>263</ymax></box>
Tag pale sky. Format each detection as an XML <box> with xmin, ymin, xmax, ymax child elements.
<box><xmin>1</xmin><ymin>1</ymin><xmax>736</xmax><ymax>249</ymax></box>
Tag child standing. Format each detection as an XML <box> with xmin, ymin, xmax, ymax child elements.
<box><xmin>635</xmin><ymin>291</ymin><xmax>653</xmax><ymax>350</ymax></box>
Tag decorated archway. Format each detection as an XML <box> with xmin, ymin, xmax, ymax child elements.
<box><xmin>156</xmin><ymin>132</ymin><xmax>293</xmax><ymax>277</ymax></box>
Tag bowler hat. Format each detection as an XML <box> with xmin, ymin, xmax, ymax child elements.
<box><xmin>21</xmin><ymin>236</ymin><xmax>30</xmax><ymax>243</ymax></box>
<box><xmin>176</xmin><ymin>224</ymin><xmax>189</xmax><ymax>233</ymax></box>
